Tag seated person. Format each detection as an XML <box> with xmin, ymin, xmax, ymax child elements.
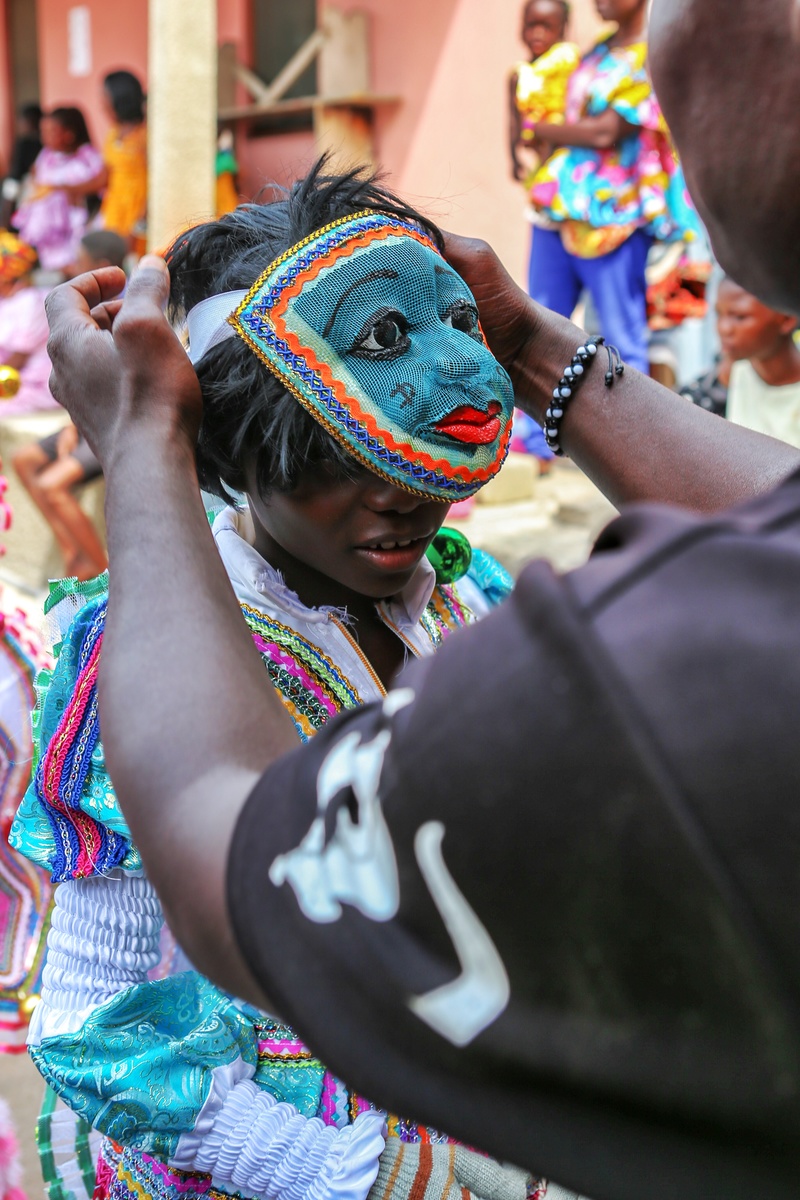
<box><xmin>11</xmin><ymin>230</ymin><xmax>127</xmax><ymax>580</ymax></box>
<box><xmin>10</xmin><ymin>165</ymin><xmax>537</xmax><ymax>1200</ymax></box>
<box><xmin>679</xmin><ymin>353</ymin><xmax>731</xmax><ymax>418</ymax></box>
<box><xmin>714</xmin><ymin>275</ymin><xmax>800</xmax><ymax>446</ymax></box>
<box><xmin>0</xmin><ymin>231</ymin><xmax>54</xmax><ymax>417</ymax></box>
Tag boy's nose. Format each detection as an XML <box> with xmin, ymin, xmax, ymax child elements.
<box><xmin>364</xmin><ymin>479</ymin><xmax>426</xmax><ymax>513</ymax></box>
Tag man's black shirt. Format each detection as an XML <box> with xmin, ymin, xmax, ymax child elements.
<box><xmin>228</xmin><ymin>472</ymin><xmax>800</xmax><ymax>1200</ymax></box>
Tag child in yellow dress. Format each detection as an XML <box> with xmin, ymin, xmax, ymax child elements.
<box><xmin>508</xmin><ymin>0</ymin><xmax>579</xmax><ymax>183</ymax></box>
<box><xmin>98</xmin><ymin>71</ymin><xmax>147</xmax><ymax>250</ymax></box>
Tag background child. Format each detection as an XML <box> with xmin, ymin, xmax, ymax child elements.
<box><xmin>508</xmin><ymin>0</ymin><xmax>579</xmax><ymax>183</ymax></box>
<box><xmin>97</xmin><ymin>70</ymin><xmax>147</xmax><ymax>246</ymax></box>
<box><xmin>0</xmin><ymin>103</ymin><xmax>42</xmax><ymax>227</ymax></box>
<box><xmin>0</xmin><ymin>231</ymin><xmax>54</xmax><ymax>417</ymax></box>
<box><xmin>716</xmin><ymin>276</ymin><xmax>800</xmax><ymax>446</ymax></box>
<box><xmin>12</xmin><ymin>106</ymin><xmax>104</xmax><ymax>271</ymax></box>
<box><xmin>11</xmin><ymin>230</ymin><xmax>127</xmax><ymax>580</ymax></box>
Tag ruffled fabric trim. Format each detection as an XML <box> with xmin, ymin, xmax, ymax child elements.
<box><xmin>29</xmin><ymin>872</ymin><xmax>163</xmax><ymax>1044</ymax></box>
<box><xmin>173</xmin><ymin>1078</ymin><xmax>385</xmax><ymax>1200</ymax></box>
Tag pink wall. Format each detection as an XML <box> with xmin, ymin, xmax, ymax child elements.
<box><xmin>36</xmin><ymin>0</ymin><xmax>148</xmax><ymax>145</ymax></box>
<box><xmin>362</xmin><ymin>0</ymin><xmax>603</xmax><ymax>285</ymax></box>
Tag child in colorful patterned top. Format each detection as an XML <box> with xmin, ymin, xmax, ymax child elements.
<box><xmin>509</xmin><ymin>0</ymin><xmax>580</xmax><ymax>184</ymax></box>
<box><xmin>10</xmin><ymin>163</ymin><xmax>542</xmax><ymax>1200</ymax></box>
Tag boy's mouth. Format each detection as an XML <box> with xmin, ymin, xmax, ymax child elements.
<box><xmin>354</xmin><ymin>533</ymin><xmax>433</xmax><ymax>574</ymax></box>
<box><xmin>434</xmin><ymin>401</ymin><xmax>502</xmax><ymax>445</ymax></box>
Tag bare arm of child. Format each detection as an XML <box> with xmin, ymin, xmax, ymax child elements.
<box><xmin>63</xmin><ymin>167</ymin><xmax>109</xmax><ymax>203</ymax></box>
<box><xmin>535</xmin><ymin>109</ymin><xmax>638</xmax><ymax>151</ymax></box>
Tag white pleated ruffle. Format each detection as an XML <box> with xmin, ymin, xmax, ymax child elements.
<box><xmin>173</xmin><ymin>1078</ymin><xmax>385</xmax><ymax>1200</ymax></box>
<box><xmin>29</xmin><ymin>871</ymin><xmax>164</xmax><ymax>1045</ymax></box>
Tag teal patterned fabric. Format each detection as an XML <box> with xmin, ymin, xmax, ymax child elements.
<box><xmin>468</xmin><ymin>549</ymin><xmax>514</xmax><ymax>607</ymax></box>
<box><xmin>9</xmin><ymin>593</ymin><xmax>140</xmax><ymax>876</ymax></box>
<box><xmin>30</xmin><ymin>974</ymin><xmax>261</xmax><ymax>1159</ymax></box>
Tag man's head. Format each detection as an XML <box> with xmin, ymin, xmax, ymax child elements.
<box><xmin>74</xmin><ymin>231</ymin><xmax>128</xmax><ymax>275</ymax></box>
<box><xmin>716</xmin><ymin>277</ymin><xmax>799</xmax><ymax>365</ymax></box>
<box><xmin>649</xmin><ymin>0</ymin><xmax>800</xmax><ymax>315</ymax></box>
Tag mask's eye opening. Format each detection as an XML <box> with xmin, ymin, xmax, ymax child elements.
<box><xmin>442</xmin><ymin>299</ymin><xmax>481</xmax><ymax>340</ymax></box>
<box><xmin>349</xmin><ymin>308</ymin><xmax>411</xmax><ymax>361</ymax></box>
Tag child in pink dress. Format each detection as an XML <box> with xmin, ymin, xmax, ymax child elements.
<box><xmin>13</xmin><ymin>107</ymin><xmax>103</xmax><ymax>272</ymax></box>
<box><xmin>0</xmin><ymin>231</ymin><xmax>56</xmax><ymax>417</ymax></box>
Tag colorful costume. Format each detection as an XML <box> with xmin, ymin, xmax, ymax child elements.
<box><xmin>99</xmin><ymin>125</ymin><xmax>147</xmax><ymax>241</ymax></box>
<box><xmin>11</xmin><ymin>526</ymin><xmax>518</xmax><ymax>1200</ymax></box>
<box><xmin>14</xmin><ymin>144</ymin><xmax>104</xmax><ymax>272</ymax></box>
<box><xmin>514</xmin><ymin>43</ymin><xmax>580</xmax><ymax>138</ymax></box>
<box><xmin>527</xmin><ymin>37</ymin><xmax>700</xmax><ymax>375</ymax></box>
<box><xmin>10</xmin><ymin>210</ymin><xmax>533</xmax><ymax>1200</ymax></box>
<box><xmin>0</xmin><ymin>614</ymin><xmax>50</xmax><ymax>1054</ymax></box>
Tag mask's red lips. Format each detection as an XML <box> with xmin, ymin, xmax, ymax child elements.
<box><xmin>434</xmin><ymin>401</ymin><xmax>502</xmax><ymax>445</ymax></box>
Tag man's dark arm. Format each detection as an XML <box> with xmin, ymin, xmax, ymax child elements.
<box><xmin>444</xmin><ymin>232</ymin><xmax>800</xmax><ymax>512</ymax></box>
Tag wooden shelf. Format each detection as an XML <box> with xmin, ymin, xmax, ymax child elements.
<box><xmin>218</xmin><ymin>92</ymin><xmax>400</xmax><ymax>123</ymax></box>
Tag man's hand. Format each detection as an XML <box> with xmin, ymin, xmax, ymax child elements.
<box><xmin>45</xmin><ymin>257</ymin><xmax>203</xmax><ymax>467</ymax></box>
<box><xmin>442</xmin><ymin>230</ymin><xmax>578</xmax><ymax>420</ymax></box>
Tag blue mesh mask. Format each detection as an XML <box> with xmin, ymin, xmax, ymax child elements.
<box><xmin>225</xmin><ymin>211</ymin><xmax>515</xmax><ymax>501</ymax></box>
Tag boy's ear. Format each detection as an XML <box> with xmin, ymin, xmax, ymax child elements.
<box><xmin>778</xmin><ymin>314</ymin><xmax>799</xmax><ymax>338</ymax></box>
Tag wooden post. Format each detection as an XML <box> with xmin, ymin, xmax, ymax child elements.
<box><xmin>147</xmin><ymin>0</ymin><xmax>217</xmax><ymax>251</ymax></box>
<box><xmin>315</xmin><ymin>7</ymin><xmax>374</xmax><ymax>170</ymax></box>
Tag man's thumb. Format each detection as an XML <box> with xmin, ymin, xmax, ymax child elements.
<box><xmin>123</xmin><ymin>254</ymin><xmax>170</xmax><ymax>314</ymax></box>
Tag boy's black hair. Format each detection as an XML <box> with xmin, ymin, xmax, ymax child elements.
<box><xmin>103</xmin><ymin>71</ymin><xmax>145</xmax><ymax>125</ymax></box>
<box><xmin>49</xmin><ymin>106</ymin><xmax>91</xmax><ymax>148</ymax></box>
<box><xmin>166</xmin><ymin>159</ymin><xmax>444</xmax><ymax>504</ymax></box>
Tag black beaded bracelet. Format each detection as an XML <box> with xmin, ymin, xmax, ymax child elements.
<box><xmin>543</xmin><ymin>336</ymin><xmax>624</xmax><ymax>455</ymax></box>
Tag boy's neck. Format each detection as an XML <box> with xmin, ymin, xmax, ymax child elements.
<box><xmin>749</xmin><ymin>340</ymin><xmax>800</xmax><ymax>388</ymax></box>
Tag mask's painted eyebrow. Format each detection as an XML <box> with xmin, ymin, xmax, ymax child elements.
<box><xmin>322</xmin><ymin>268</ymin><xmax>399</xmax><ymax>338</ymax></box>
<box><xmin>435</xmin><ymin>265</ymin><xmax>462</xmax><ymax>283</ymax></box>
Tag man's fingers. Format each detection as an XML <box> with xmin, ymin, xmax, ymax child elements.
<box><xmin>90</xmin><ymin>299</ymin><xmax>124</xmax><ymax>332</ymax></box>
<box><xmin>45</xmin><ymin>268</ymin><xmax>127</xmax><ymax>335</ymax></box>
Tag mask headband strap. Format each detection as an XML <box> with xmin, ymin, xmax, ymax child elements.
<box><xmin>186</xmin><ymin>290</ymin><xmax>248</xmax><ymax>364</ymax></box>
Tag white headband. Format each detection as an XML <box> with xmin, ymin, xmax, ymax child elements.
<box><xmin>186</xmin><ymin>290</ymin><xmax>248</xmax><ymax>364</ymax></box>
